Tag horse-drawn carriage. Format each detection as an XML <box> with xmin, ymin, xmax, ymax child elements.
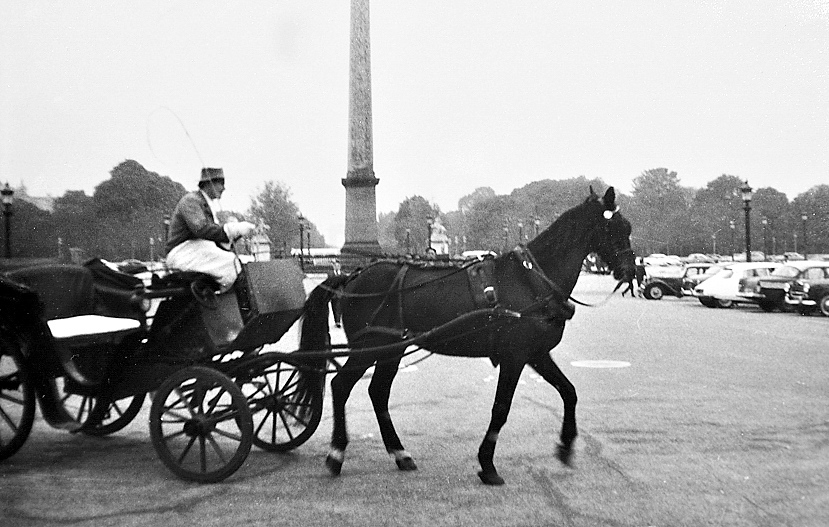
<box><xmin>1</xmin><ymin>187</ymin><xmax>636</xmax><ymax>485</ymax></box>
<box><xmin>0</xmin><ymin>256</ymin><xmax>324</xmax><ymax>482</ymax></box>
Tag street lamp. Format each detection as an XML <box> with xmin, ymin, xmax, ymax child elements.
<box><xmin>534</xmin><ymin>217</ymin><xmax>540</xmax><ymax>238</ymax></box>
<box><xmin>740</xmin><ymin>181</ymin><xmax>753</xmax><ymax>262</ymax></box>
<box><xmin>162</xmin><ymin>213</ymin><xmax>171</xmax><ymax>247</ymax></box>
<box><xmin>405</xmin><ymin>228</ymin><xmax>411</xmax><ymax>253</ymax></box>
<box><xmin>502</xmin><ymin>222</ymin><xmax>509</xmax><ymax>251</ymax></box>
<box><xmin>517</xmin><ymin>221</ymin><xmax>524</xmax><ymax>245</ymax></box>
<box><xmin>761</xmin><ymin>218</ymin><xmax>768</xmax><ymax>260</ymax></box>
<box><xmin>297</xmin><ymin>212</ymin><xmax>306</xmax><ymax>271</ymax></box>
<box><xmin>426</xmin><ymin>217</ymin><xmax>434</xmax><ymax>252</ymax></box>
<box><xmin>729</xmin><ymin>220</ymin><xmax>735</xmax><ymax>257</ymax></box>
<box><xmin>1</xmin><ymin>183</ymin><xmax>14</xmax><ymax>258</ymax></box>
<box><xmin>801</xmin><ymin>213</ymin><xmax>808</xmax><ymax>259</ymax></box>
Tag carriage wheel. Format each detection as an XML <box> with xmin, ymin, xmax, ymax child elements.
<box><xmin>54</xmin><ymin>378</ymin><xmax>145</xmax><ymax>436</ymax></box>
<box><xmin>242</xmin><ymin>359</ymin><xmax>323</xmax><ymax>452</ymax></box>
<box><xmin>0</xmin><ymin>342</ymin><xmax>36</xmax><ymax>461</ymax></box>
<box><xmin>150</xmin><ymin>366</ymin><xmax>252</xmax><ymax>483</ymax></box>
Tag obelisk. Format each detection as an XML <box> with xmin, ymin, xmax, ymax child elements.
<box><xmin>341</xmin><ymin>0</ymin><xmax>381</xmax><ymax>256</ymax></box>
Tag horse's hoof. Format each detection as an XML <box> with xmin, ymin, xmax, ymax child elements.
<box><xmin>325</xmin><ymin>454</ymin><xmax>343</xmax><ymax>476</ymax></box>
<box><xmin>556</xmin><ymin>443</ymin><xmax>574</xmax><ymax>466</ymax></box>
<box><xmin>477</xmin><ymin>470</ymin><xmax>505</xmax><ymax>486</ymax></box>
<box><xmin>395</xmin><ymin>456</ymin><xmax>418</xmax><ymax>471</ymax></box>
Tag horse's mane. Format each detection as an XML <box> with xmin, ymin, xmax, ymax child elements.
<box><xmin>526</xmin><ymin>196</ymin><xmax>602</xmax><ymax>294</ymax></box>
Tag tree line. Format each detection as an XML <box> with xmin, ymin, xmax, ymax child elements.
<box><xmin>4</xmin><ymin>161</ymin><xmax>826</xmax><ymax>261</ymax></box>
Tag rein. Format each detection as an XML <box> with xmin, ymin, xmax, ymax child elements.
<box><xmin>517</xmin><ymin>245</ymin><xmax>628</xmax><ymax>310</ymax></box>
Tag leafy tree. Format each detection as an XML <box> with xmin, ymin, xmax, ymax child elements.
<box><xmin>628</xmin><ymin>168</ymin><xmax>693</xmax><ymax>255</ymax></box>
<box><xmin>4</xmin><ymin>198</ymin><xmax>55</xmax><ymax>258</ymax></box>
<box><xmin>52</xmin><ymin>190</ymin><xmax>96</xmax><ymax>258</ymax></box>
<box><xmin>392</xmin><ymin>196</ymin><xmax>437</xmax><ymax>255</ymax></box>
<box><xmin>751</xmin><ymin>187</ymin><xmax>790</xmax><ymax>255</ymax></box>
<box><xmin>377</xmin><ymin>211</ymin><xmax>399</xmax><ymax>253</ymax></box>
<box><xmin>92</xmin><ymin>160</ymin><xmax>186</xmax><ymax>259</ymax></box>
<box><xmin>791</xmin><ymin>185</ymin><xmax>829</xmax><ymax>255</ymax></box>
<box><xmin>247</xmin><ymin>180</ymin><xmax>325</xmax><ymax>256</ymax></box>
<box><xmin>688</xmin><ymin>175</ymin><xmax>747</xmax><ymax>256</ymax></box>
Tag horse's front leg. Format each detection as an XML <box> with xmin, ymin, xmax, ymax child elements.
<box><xmin>528</xmin><ymin>352</ymin><xmax>578</xmax><ymax>465</ymax></box>
<box><xmin>368</xmin><ymin>357</ymin><xmax>417</xmax><ymax>471</ymax></box>
<box><xmin>327</xmin><ymin>356</ymin><xmax>371</xmax><ymax>476</ymax></box>
<box><xmin>477</xmin><ymin>361</ymin><xmax>523</xmax><ymax>485</ymax></box>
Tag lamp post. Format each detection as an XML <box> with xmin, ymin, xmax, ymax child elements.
<box><xmin>534</xmin><ymin>217</ymin><xmax>540</xmax><ymax>238</ymax></box>
<box><xmin>502</xmin><ymin>222</ymin><xmax>509</xmax><ymax>252</ymax></box>
<box><xmin>162</xmin><ymin>213</ymin><xmax>171</xmax><ymax>247</ymax></box>
<box><xmin>517</xmin><ymin>221</ymin><xmax>524</xmax><ymax>245</ymax></box>
<box><xmin>297</xmin><ymin>212</ymin><xmax>306</xmax><ymax>271</ymax></box>
<box><xmin>405</xmin><ymin>228</ymin><xmax>411</xmax><ymax>253</ymax></box>
<box><xmin>2</xmin><ymin>183</ymin><xmax>14</xmax><ymax>258</ymax></box>
<box><xmin>801</xmin><ymin>213</ymin><xmax>808</xmax><ymax>259</ymax></box>
<box><xmin>761</xmin><ymin>218</ymin><xmax>768</xmax><ymax>260</ymax></box>
<box><xmin>426</xmin><ymin>217</ymin><xmax>434</xmax><ymax>252</ymax></box>
<box><xmin>729</xmin><ymin>220</ymin><xmax>735</xmax><ymax>257</ymax></box>
<box><xmin>740</xmin><ymin>181</ymin><xmax>753</xmax><ymax>262</ymax></box>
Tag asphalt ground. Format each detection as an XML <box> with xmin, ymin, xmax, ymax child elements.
<box><xmin>1</xmin><ymin>274</ymin><xmax>827</xmax><ymax>526</ymax></box>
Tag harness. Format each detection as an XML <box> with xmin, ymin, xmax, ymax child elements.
<box><xmin>345</xmin><ymin>249</ymin><xmax>575</xmax><ymax>354</ymax></box>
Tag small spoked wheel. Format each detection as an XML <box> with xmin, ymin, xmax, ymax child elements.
<box><xmin>241</xmin><ymin>359</ymin><xmax>323</xmax><ymax>452</ymax></box>
<box><xmin>55</xmin><ymin>380</ymin><xmax>145</xmax><ymax>436</ymax></box>
<box><xmin>150</xmin><ymin>366</ymin><xmax>253</xmax><ymax>483</ymax></box>
<box><xmin>0</xmin><ymin>342</ymin><xmax>36</xmax><ymax>461</ymax></box>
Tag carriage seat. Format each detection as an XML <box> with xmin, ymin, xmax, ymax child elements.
<box><xmin>4</xmin><ymin>264</ymin><xmax>144</xmax><ymax>385</ymax></box>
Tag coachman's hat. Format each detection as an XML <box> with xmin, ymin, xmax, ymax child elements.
<box><xmin>199</xmin><ymin>167</ymin><xmax>225</xmax><ymax>183</ymax></box>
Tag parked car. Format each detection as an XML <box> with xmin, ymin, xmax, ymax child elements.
<box><xmin>641</xmin><ymin>263</ymin><xmax>714</xmax><ymax>300</ymax></box>
<box><xmin>787</xmin><ymin>272</ymin><xmax>829</xmax><ymax>316</ymax></box>
<box><xmin>694</xmin><ymin>262</ymin><xmax>781</xmax><ymax>308</ymax></box>
<box><xmin>756</xmin><ymin>261</ymin><xmax>829</xmax><ymax>312</ymax></box>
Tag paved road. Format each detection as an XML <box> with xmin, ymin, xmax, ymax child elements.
<box><xmin>2</xmin><ymin>274</ymin><xmax>827</xmax><ymax>526</ymax></box>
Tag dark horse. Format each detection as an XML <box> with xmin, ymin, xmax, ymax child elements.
<box><xmin>298</xmin><ymin>186</ymin><xmax>635</xmax><ymax>485</ymax></box>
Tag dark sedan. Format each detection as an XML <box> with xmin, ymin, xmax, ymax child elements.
<box><xmin>786</xmin><ymin>269</ymin><xmax>829</xmax><ymax>317</ymax></box>
<box><xmin>641</xmin><ymin>263</ymin><xmax>715</xmax><ymax>300</ymax></box>
<box><xmin>756</xmin><ymin>261</ymin><xmax>829</xmax><ymax>312</ymax></box>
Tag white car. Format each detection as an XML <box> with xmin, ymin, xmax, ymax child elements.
<box><xmin>693</xmin><ymin>262</ymin><xmax>782</xmax><ymax>308</ymax></box>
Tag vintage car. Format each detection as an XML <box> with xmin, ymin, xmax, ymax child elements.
<box><xmin>694</xmin><ymin>262</ymin><xmax>781</xmax><ymax>308</ymax></box>
<box><xmin>787</xmin><ymin>272</ymin><xmax>829</xmax><ymax>316</ymax></box>
<box><xmin>640</xmin><ymin>263</ymin><xmax>715</xmax><ymax>300</ymax></box>
<box><xmin>755</xmin><ymin>261</ymin><xmax>829</xmax><ymax>312</ymax></box>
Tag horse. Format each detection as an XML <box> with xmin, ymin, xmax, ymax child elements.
<box><xmin>297</xmin><ymin>186</ymin><xmax>635</xmax><ymax>485</ymax></box>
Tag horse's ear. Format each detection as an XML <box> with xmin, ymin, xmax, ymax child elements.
<box><xmin>603</xmin><ymin>187</ymin><xmax>616</xmax><ymax>209</ymax></box>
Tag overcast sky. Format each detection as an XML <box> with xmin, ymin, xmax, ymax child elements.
<box><xmin>2</xmin><ymin>1</ymin><xmax>827</xmax><ymax>247</ymax></box>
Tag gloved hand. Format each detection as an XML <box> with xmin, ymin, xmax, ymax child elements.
<box><xmin>224</xmin><ymin>221</ymin><xmax>256</xmax><ymax>240</ymax></box>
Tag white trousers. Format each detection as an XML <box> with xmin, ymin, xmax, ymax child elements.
<box><xmin>166</xmin><ymin>239</ymin><xmax>240</xmax><ymax>292</ymax></box>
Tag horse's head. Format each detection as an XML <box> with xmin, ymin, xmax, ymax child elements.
<box><xmin>588</xmin><ymin>186</ymin><xmax>636</xmax><ymax>284</ymax></box>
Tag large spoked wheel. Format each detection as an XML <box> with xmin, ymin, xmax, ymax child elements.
<box><xmin>150</xmin><ymin>366</ymin><xmax>253</xmax><ymax>483</ymax></box>
<box><xmin>242</xmin><ymin>359</ymin><xmax>323</xmax><ymax>452</ymax></box>
<box><xmin>0</xmin><ymin>342</ymin><xmax>36</xmax><ymax>461</ymax></box>
<box><xmin>55</xmin><ymin>378</ymin><xmax>145</xmax><ymax>436</ymax></box>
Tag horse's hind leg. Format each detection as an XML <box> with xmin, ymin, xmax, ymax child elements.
<box><xmin>327</xmin><ymin>355</ymin><xmax>373</xmax><ymax>476</ymax></box>
<box><xmin>477</xmin><ymin>361</ymin><xmax>523</xmax><ymax>485</ymax></box>
<box><xmin>528</xmin><ymin>352</ymin><xmax>578</xmax><ymax>465</ymax></box>
<box><xmin>368</xmin><ymin>356</ymin><xmax>417</xmax><ymax>471</ymax></box>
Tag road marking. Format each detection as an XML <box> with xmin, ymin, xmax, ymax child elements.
<box><xmin>570</xmin><ymin>360</ymin><xmax>631</xmax><ymax>368</ymax></box>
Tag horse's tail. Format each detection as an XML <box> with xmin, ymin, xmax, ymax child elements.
<box><xmin>294</xmin><ymin>274</ymin><xmax>350</xmax><ymax>419</ymax></box>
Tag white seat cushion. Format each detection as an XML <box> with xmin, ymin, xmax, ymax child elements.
<box><xmin>47</xmin><ymin>315</ymin><xmax>141</xmax><ymax>339</ymax></box>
